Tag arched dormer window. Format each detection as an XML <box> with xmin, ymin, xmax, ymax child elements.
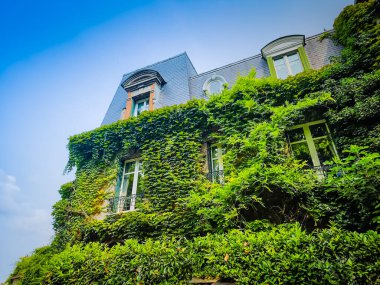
<box><xmin>261</xmin><ymin>35</ymin><xmax>311</xmax><ymax>79</ymax></box>
<box><xmin>122</xmin><ymin>69</ymin><xmax>165</xmax><ymax>92</ymax></box>
<box><xmin>120</xmin><ymin>70</ymin><xmax>166</xmax><ymax>119</ymax></box>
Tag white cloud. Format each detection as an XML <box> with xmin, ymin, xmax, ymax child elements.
<box><xmin>0</xmin><ymin>169</ymin><xmax>54</xmax><ymax>281</ymax></box>
<box><xmin>0</xmin><ymin>169</ymin><xmax>21</xmax><ymax>214</ymax></box>
<box><xmin>12</xmin><ymin>208</ymin><xmax>52</xmax><ymax>232</ymax></box>
<box><xmin>0</xmin><ymin>169</ymin><xmax>53</xmax><ymax>233</ymax></box>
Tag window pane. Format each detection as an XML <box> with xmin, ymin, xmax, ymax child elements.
<box><xmin>136</xmin><ymin>172</ymin><xmax>143</xmax><ymax>196</ymax></box>
<box><xmin>289</xmin><ymin>60</ymin><xmax>303</xmax><ymax>75</ymax></box>
<box><xmin>276</xmin><ymin>65</ymin><xmax>289</xmax><ymax>79</ymax></box>
<box><xmin>209</xmin><ymin>80</ymin><xmax>223</xmax><ymax>94</ymax></box>
<box><xmin>291</xmin><ymin>142</ymin><xmax>313</xmax><ymax>167</ymax></box>
<box><xmin>121</xmin><ymin>172</ymin><xmax>134</xmax><ymax>197</ymax></box>
<box><xmin>137</xmin><ymin>102</ymin><xmax>144</xmax><ymax>115</ymax></box>
<box><xmin>138</xmin><ymin>160</ymin><xmax>143</xmax><ymax>172</ymax></box>
<box><xmin>287</xmin><ymin>128</ymin><xmax>305</xmax><ymax>142</ymax></box>
<box><xmin>288</xmin><ymin>53</ymin><xmax>303</xmax><ymax>75</ymax></box>
<box><xmin>274</xmin><ymin>57</ymin><xmax>285</xmax><ymax>67</ymax></box>
<box><xmin>124</xmin><ymin>162</ymin><xmax>135</xmax><ymax>173</ymax></box>
<box><xmin>309</xmin><ymin>123</ymin><xmax>328</xmax><ymax>138</ymax></box>
<box><xmin>212</xmin><ymin>160</ymin><xmax>220</xmax><ymax>171</ymax></box>
<box><xmin>274</xmin><ymin>58</ymin><xmax>289</xmax><ymax>79</ymax></box>
<box><xmin>287</xmin><ymin>53</ymin><xmax>299</xmax><ymax>62</ymax></box>
<box><xmin>210</xmin><ymin>146</ymin><xmax>221</xmax><ymax>172</ymax></box>
<box><xmin>211</xmin><ymin>146</ymin><xmax>218</xmax><ymax>160</ymax></box>
<box><xmin>135</xmin><ymin>99</ymin><xmax>149</xmax><ymax>115</ymax></box>
<box><xmin>313</xmin><ymin>138</ymin><xmax>335</xmax><ymax>164</ymax></box>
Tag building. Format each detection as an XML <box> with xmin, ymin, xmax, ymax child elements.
<box><xmin>101</xmin><ymin>32</ymin><xmax>342</xmax><ymax>213</ymax></box>
<box><xmin>102</xmin><ymin>32</ymin><xmax>341</xmax><ymax>125</ymax></box>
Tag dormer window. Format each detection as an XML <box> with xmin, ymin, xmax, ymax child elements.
<box><xmin>121</xmin><ymin>69</ymin><xmax>165</xmax><ymax>120</ymax></box>
<box><xmin>261</xmin><ymin>35</ymin><xmax>311</xmax><ymax>79</ymax></box>
<box><xmin>131</xmin><ymin>92</ymin><xmax>150</xmax><ymax>117</ymax></box>
<box><xmin>134</xmin><ymin>97</ymin><xmax>150</xmax><ymax>116</ymax></box>
<box><xmin>273</xmin><ymin>52</ymin><xmax>304</xmax><ymax>79</ymax></box>
<box><xmin>203</xmin><ymin>75</ymin><xmax>227</xmax><ymax>95</ymax></box>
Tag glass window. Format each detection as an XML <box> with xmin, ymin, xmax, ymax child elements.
<box><xmin>208</xmin><ymin>80</ymin><xmax>223</xmax><ymax>94</ymax></box>
<box><xmin>274</xmin><ymin>52</ymin><xmax>304</xmax><ymax>79</ymax></box>
<box><xmin>274</xmin><ymin>57</ymin><xmax>289</xmax><ymax>79</ymax></box>
<box><xmin>287</xmin><ymin>53</ymin><xmax>304</xmax><ymax>75</ymax></box>
<box><xmin>208</xmin><ymin>145</ymin><xmax>224</xmax><ymax>183</ymax></box>
<box><xmin>286</xmin><ymin>121</ymin><xmax>338</xmax><ymax>170</ymax></box>
<box><xmin>203</xmin><ymin>75</ymin><xmax>227</xmax><ymax>95</ymax></box>
<box><xmin>116</xmin><ymin>160</ymin><xmax>143</xmax><ymax>212</ymax></box>
<box><xmin>134</xmin><ymin>97</ymin><xmax>149</xmax><ymax>116</ymax></box>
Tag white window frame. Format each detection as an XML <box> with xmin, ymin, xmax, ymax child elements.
<box><xmin>133</xmin><ymin>97</ymin><xmax>150</xmax><ymax>117</ymax></box>
<box><xmin>209</xmin><ymin>144</ymin><xmax>224</xmax><ymax>183</ymax></box>
<box><xmin>117</xmin><ymin>159</ymin><xmax>143</xmax><ymax>212</ymax></box>
<box><xmin>203</xmin><ymin>75</ymin><xmax>227</xmax><ymax>95</ymax></box>
<box><xmin>274</xmin><ymin>52</ymin><xmax>304</xmax><ymax>79</ymax></box>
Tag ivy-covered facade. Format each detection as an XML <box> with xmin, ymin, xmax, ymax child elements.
<box><xmin>8</xmin><ymin>1</ymin><xmax>380</xmax><ymax>284</ymax></box>
<box><xmin>99</xmin><ymin>29</ymin><xmax>343</xmax><ymax>218</ymax></box>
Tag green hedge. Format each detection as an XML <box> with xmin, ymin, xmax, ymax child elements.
<box><xmin>13</xmin><ymin>225</ymin><xmax>380</xmax><ymax>284</ymax></box>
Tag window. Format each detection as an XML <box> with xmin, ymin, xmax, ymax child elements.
<box><xmin>121</xmin><ymin>69</ymin><xmax>166</xmax><ymax>120</ymax></box>
<box><xmin>112</xmin><ymin>159</ymin><xmax>143</xmax><ymax>213</ymax></box>
<box><xmin>273</xmin><ymin>52</ymin><xmax>304</xmax><ymax>79</ymax></box>
<box><xmin>286</xmin><ymin>120</ymin><xmax>338</xmax><ymax>173</ymax></box>
<box><xmin>203</xmin><ymin>75</ymin><xmax>227</xmax><ymax>95</ymax></box>
<box><xmin>207</xmin><ymin>145</ymin><xmax>224</xmax><ymax>183</ymax></box>
<box><xmin>134</xmin><ymin>96</ymin><xmax>150</xmax><ymax>116</ymax></box>
<box><xmin>261</xmin><ymin>35</ymin><xmax>311</xmax><ymax>79</ymax></box>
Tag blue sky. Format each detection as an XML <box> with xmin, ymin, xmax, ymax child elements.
<box><xmin>0</xmin><ymin>0</ymin><xmax>352</xmax><ymax>280</ymax></box>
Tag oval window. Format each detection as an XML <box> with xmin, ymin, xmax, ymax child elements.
<box><xmin>203</xmin><ymin>75</ymin><xmax>227</xmax><ymax>95</ymax></box>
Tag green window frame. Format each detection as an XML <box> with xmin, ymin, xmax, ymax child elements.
<box><xmin>297</xmin><ymin>46</ymin><xmax>311</xmax><ymax>71</ymax></box>
<box><xmin>267</xmin><ymin>46</ymin><xmax>311</xmax><ymax>78</ymax></box>
<box><xmin>286</xmin><ymin>120</ymin><xmax>339</xmax><ymax>174</ymax></box>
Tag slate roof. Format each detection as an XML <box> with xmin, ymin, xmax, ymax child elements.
<box><xmin>189</xmin><ymin>32</ymin><xmax>342</xmax><ymax>100</ymax></box>
<box><xmin>101</xmin><ymin>52</ymin><xmax>197</xmax><ymax>125</ymax></box>
<box><xmin>102</xmin><ymin>31</ymin><xmax>342</xmax><ymax>125</ymax></box>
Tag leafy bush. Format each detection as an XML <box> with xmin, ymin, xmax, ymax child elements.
<box><xmin>322</xmin><ymin>146</ymin><xmax>380</xmax><ymax>231</ymax></box>
<box><xmin>12</xmin><ymin>225</ymin><xmax>379</xmax><ymax>284</ymax></box>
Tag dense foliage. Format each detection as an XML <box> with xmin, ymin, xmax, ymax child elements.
<box><xmin>11</xmin><ymin>225</ymin><xmax>380</xmax><ymax>285</ymax></box>
<box><xmin>8</xmin><ymin>1</ymin><xmax>380</xmax><ymax>284</ymax></box>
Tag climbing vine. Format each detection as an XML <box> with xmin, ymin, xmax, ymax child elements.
<box><xmin>52</xmin><ymin>0</ymin><xmax>380</xmax><ymax>250</ymax></box>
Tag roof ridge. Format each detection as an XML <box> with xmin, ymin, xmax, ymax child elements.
<box><xmin>190</xmin><ymin>54</ymin><xmax>262</xmax><ymax>79</ymax></box>
<box><xmin>183</xmin><ymin>51</ymin><xmax>198</xmax><ymax>75</ymax></box>
<box><xmin>305</xmin><ymin>29</ymin><xmax>334</xmax><ymax>41</ymax></box>
<box><xmin>122</xmin><ymin>52</ymin><xmax>187</xmax><ymax>78</ymax></box>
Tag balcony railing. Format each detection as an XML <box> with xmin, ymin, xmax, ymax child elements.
<box><xmin>310</xmin><ymin>164</ymin><xmax>344</xmax><ymax>179</ymax></box>
<box><xmin>107</xmin><ymin>194</ymin><xmax>144</xmax><ymax>213</ymax></box>
<box><xmin>206</xmin><ymin>170</ymin><xmax>224</xmax><ymax>184</ymax></box>
<box><xmin>312</xmin><ymin>165</ymin><xmax>331</xmax><ymax>178</ymax></box>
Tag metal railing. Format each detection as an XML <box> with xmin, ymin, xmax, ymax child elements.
<box><xmin>206</xmin><ymin>170</ymin><xmax>225</xmax><ymax>184</ymax></box>
<box><xmin>310</xmin><ymin>164</ymin><xmax>343</xmax><ymax>179</ymax></box>
<box><xmin>312</xmin><ymin>164</ymin><xmax>331</xmax><ymax>178</ymax></box>
<box><xmin>107</xmin><ymin>194</ymin><xmax>144</xmax><ymax>213</ymax></box>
